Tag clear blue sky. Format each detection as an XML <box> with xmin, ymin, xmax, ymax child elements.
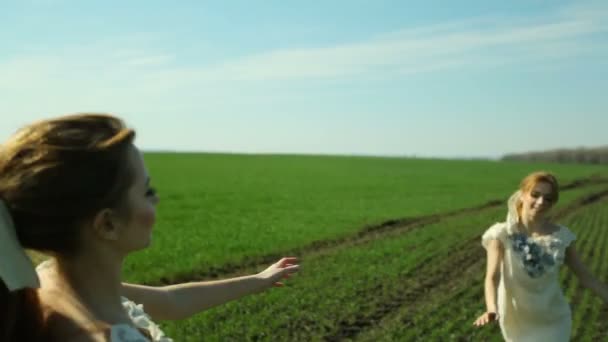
<box><xmin>1</xmin><ymin>0</ymin><xmax>606</xmax><ymax>158</ymax></box>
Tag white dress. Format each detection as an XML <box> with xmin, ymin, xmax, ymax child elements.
<box><xmin>36</xmin><ymin>260</ymin><xmax>173</xmax><ymax>342</ymax></box>
<box><xmin>482</xmin><ymin>222</ymin><xmax>576</xmax><ymax>342</ymax></box>
<box><xmin>113</xmin><ymin>297</ymin><xmax>173</xmax><ymax>342</ymax></box>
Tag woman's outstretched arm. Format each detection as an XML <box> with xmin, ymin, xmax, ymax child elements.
<box><xmin>566</xmin><ymin>245</ymin><xmax>608</xmax><ymax>303</ymax></box>
<box><xmin>121</xmin><ymin>257</ymin><xmax>299</xmax><ymax>321</ymax></box>
<box><xmin>474</xmin><ymin>239</ymin><xmax>503</xmax><ymax>326</ymax></box>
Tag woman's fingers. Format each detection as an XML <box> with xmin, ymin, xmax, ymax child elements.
<box><xmin>279</xmin><ymin>265</ymin><xmax>299</xmax><ymax>279</ymax></box>
<box><xmin>284</xmin><ymin>264</ymin><xmax>300</xmax><ymax>272</ymax></box>
<box><xmin>473</xmin><ymin>314</ymin><xmax>490</xmax><ymax>326</ymax></box>
<box><xmin>277</xmin><ymin>257</ymin><xmax>298</xmax><ymax>267</ymax></box>
<box><xmin>274</xmin><ymin>264</ymin><xmax>299</xmax><ymax>276</ymax></box>
<box><xmin>263</xmin><ymin>257</ymin><xmax>300</xmax><ymax>287</ymax></box>
<box><xmin>473</xmin><ymin>312</ymin><xmax>499</xmax><ymax>327</ymax></box>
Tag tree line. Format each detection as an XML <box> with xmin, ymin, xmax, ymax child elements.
<box><xmin>502</xmin><ymin>146</ymin><xmax>608</xmax><ymax>164</ymax></box>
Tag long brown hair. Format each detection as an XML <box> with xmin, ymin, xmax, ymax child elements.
<box><xmin>0</xmin><ymin>114</ymin><xmax>135</xmax><ymax>341</ymax></box>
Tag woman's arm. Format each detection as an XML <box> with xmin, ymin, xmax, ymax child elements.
<box><xmin>474</xmin><ymin>239</ymin><xmax>503</xmax><ymax>326</ymax></box>
<box><xmin>565</xmin><ymin>244</ymin><xmax>608</xmax><ymax>303</ymax></box>
<box><xmin>122</xmin><ymin>257</ymin><xmax>299</xmax><ymax>321</ymax></box>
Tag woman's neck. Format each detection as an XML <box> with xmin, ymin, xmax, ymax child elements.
<box><xmin>521</xmin><ymin>214</ymin><xmax>549</xmax><ymax>235</ymax></box>
<box><xmin>53</xmin><ymin>249</ymin><xmax>129</xmax><ymax>324</ymax></box>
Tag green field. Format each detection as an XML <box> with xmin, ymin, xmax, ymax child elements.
<box><xmin>121</xmin><ymin>153</ymin><xmax>608</xmax><ymax>341</ymax></box>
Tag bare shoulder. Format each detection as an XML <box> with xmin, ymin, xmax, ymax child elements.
<box><xmin>486</xmin><ymin>238</ymin><xmax>504</xmax><ymax>252</ymax></box>
<box><xmin>487</xmin><ymin>238</ymin><xmax>503</xmax><ymax>247</ymax></box>
<box><xmin>37</xmin><ymin>289</ymin><xmax>111</xmax><ymax>342</ymax></box>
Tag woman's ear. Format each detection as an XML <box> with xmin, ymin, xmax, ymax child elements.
<box><xmin>92</xmin><ymin>209</ymin><xmax>120</xmax><ymax>241</ymax></box>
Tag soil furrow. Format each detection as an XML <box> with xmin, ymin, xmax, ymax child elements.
<box><xmin>153</xmin><ymin>177</ymin><xmax>608</xmax><ymax>285</ymax></box>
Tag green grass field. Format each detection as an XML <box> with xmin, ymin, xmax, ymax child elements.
<box><xmin>118</xmin><ymin>153</ymin><xmax>608</xmax><ymax>341</ymax></box>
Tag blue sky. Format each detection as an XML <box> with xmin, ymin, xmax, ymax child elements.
<box><xmin>1</xmin><ymin>0</ymin><xmax>607</xmax><ymax>158</ymax></box>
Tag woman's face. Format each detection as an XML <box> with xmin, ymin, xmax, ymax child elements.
<box><xmin>111</xmin><ymin>145</ymin><xmax>159</xmax><ymax>253</ymax></box>
<box><xmin>521</xmin><ymin>181</ymin><xmax>555</xmax><ymax>220</ymax></box>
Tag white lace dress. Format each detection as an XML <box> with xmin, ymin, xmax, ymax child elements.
<box><xmin>482</xmin><ymin>222</ymin><xmax>576</xmax><ymax>342</ymax></box>
<box><xmin>113</xmin><ymin>297</ymin><xmax>173</xmax><ymax>342</ymax></box>
<box><xmin>36</xmin><ymin>260</ymin><xmax>173</xmax><ymax>342</ymax></box>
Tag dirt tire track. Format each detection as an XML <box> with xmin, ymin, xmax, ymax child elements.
<box><xmin>404</xmin><ymin>263</ymin><xmax>486</xmax><ymax>340</ymax></box>
<box><xmin>153</xmin><ymin>177</ymin><xmax>608</xmax><ymax>285</ymax></box>
<box><xmin>155</xmin><ymin>202</ymin><xmax>497</xmax><ymax>285</ymax></box>
<box><xmin>551</xmin><ymin>188</ymin><xmax>608</xmax><ymax>219</ymax></box>
<box><xmin>560</xmin><ymin>174</ymin><xmax>608</xmax><ymax>190</ymax></box>
<box><xmin>324</xmin><ymin>235</ymin><xmax>484</xmax><ymax>341</ymax></box>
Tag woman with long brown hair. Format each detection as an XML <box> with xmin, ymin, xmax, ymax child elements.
<box><xmin>0</xmin><ymin>114</ymin><xmax>299</xmax><ymax>341</ymax></box>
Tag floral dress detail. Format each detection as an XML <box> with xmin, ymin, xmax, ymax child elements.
<box><xmin>112</xmin><ymin>297</ymin><xmax>174</xmax><ymax>342</ymax></box>
<box><xmin>482</xmin><ymin>217</ymin><xmax>576</xmax><ymax>341</ymax></box>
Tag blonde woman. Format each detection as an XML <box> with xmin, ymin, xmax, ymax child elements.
<box><xmin>473</xmin><ymin>171</ymin><xmax>608</xmax><ymax>341</ymax></box>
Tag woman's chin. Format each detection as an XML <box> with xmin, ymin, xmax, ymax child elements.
<box><xmin>143</xmin><ymin>234</ymin><xmax>152</xmax><ymax>248</ymax></box>
<box><xmin>133</xmin><ymin>235</ymin><xmax>153</xmax><ymax>251</ymax></box>
<box><xmin>530</xmin><ymin>209</ymin><xmax>548</xmax><ymax>219</ymax></box>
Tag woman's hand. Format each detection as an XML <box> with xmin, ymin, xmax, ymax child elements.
<box><xmin>257</xmin><ymin>257</ymin><xmax>300</xmax><ymax>288</ymax></box>
<box><xmin>473</xmin><ymin>312</ymin><xmax>499</xmax><ymax>327</ymax></box>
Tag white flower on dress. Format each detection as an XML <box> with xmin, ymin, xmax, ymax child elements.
<box><xmin>509</xmin><ymin>233</ymin><xmax>556</xmax><ymax>278</ymax></box>
<box><xmin>122</xmin><ymin>297</ymin><xmax>174</xmax><ymax>342</ymax></box>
